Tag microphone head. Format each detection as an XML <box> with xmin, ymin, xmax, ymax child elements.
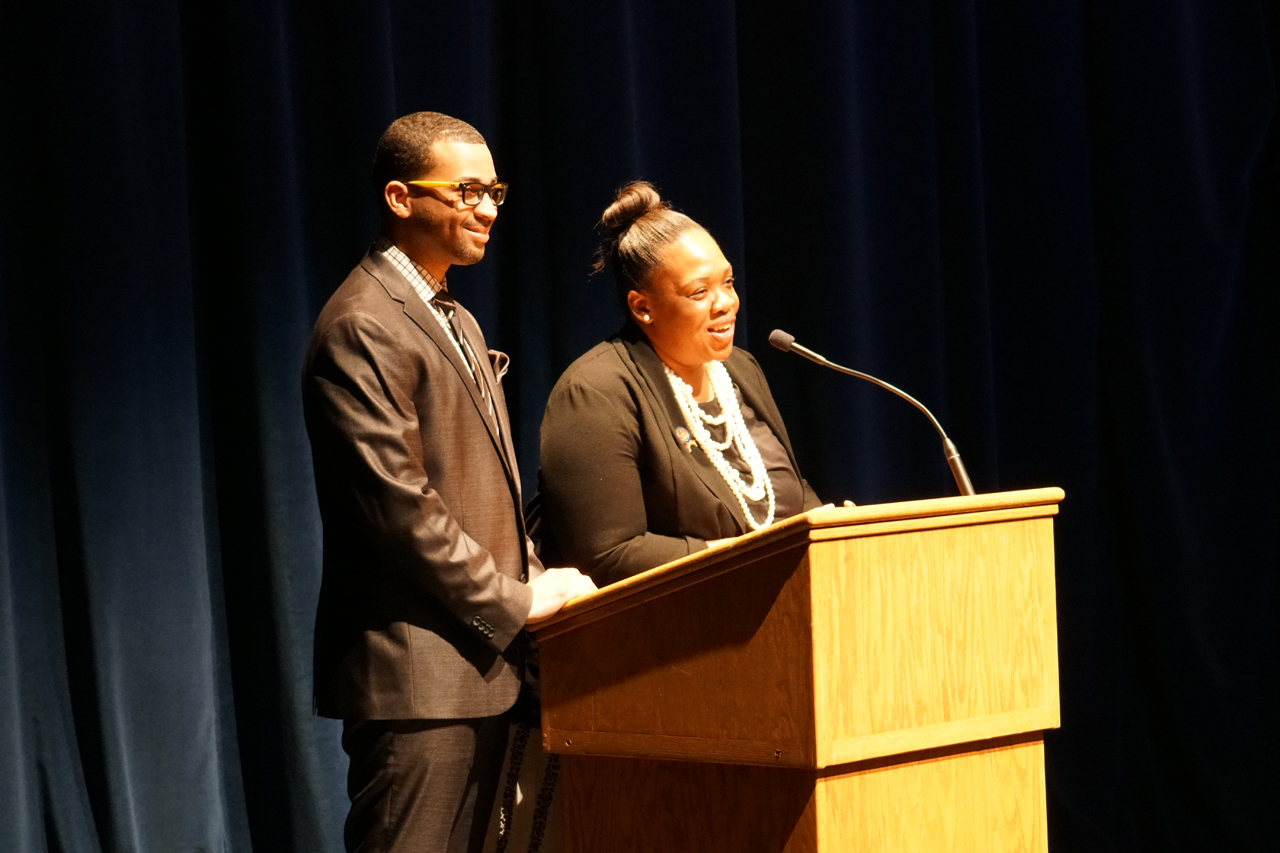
<box><xmin>768</xmin><ymin>329</ymin><xmax>795</xmax><ymax>352</ymax></box>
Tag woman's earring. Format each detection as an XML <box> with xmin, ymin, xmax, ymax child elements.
<box><xmin>641</xmin><ymin>314</ymin><xmax>651</xmax><ymax>323</ymax></box>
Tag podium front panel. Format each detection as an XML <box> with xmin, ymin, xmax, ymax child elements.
<box><xmin>539</xmin><ymin>539</ymin><xmax>820</xmax><ymax>767</ymax></box>
<box><xmin>810</xmin><ymin>513</ymin><xmax>1060</xmax><ymax>765</ymax></box>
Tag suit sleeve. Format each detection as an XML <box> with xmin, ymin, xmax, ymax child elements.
<box><xmin>539</xmin><ymin>378</ymin><xmax>703</xmax><ymax>586</ymax></box>
<box><xmin>306</xmin><ymin>311</ymin><xmax>533</xmax><ymax>651</ymax></box>
<box><xmin>524</xmin><ymin>535</ymin><xmax>545</xmax><ymax>580</ymax></box>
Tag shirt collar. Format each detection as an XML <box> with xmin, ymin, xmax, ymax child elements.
<box><xmin>373</xmin><ymin>236</ymin><xmax>447</xmax><ymax>303</ymax></box>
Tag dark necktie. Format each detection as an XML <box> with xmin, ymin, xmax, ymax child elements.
<box><xmin>432</xmin><ymin>289</ymin><xmax>497</xmax><ymax>426</ymax></box>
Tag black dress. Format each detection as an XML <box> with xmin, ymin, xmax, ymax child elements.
<box><xmin>532</xmin><ymin>324</ymin><xmax>823</xmax><ymax>586</ymax></box>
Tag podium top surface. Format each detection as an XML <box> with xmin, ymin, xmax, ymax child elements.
<box><xmin>534</xmin><ymin>487</ymin><xmax>1063</xmax><ymax>637</ymax></box>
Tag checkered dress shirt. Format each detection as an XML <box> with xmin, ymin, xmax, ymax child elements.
<box><xmin>372</xmin><ymin>237</ymin><xmax>497</xmax><ymax>428</ymax></box>
<box><xmin>373</xmin><ymin>237</ymin><xmax>481</xmax><ymax>382</ymax></box>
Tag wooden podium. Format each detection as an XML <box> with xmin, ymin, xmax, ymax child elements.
<box><xmin>532</xmin><ymin>488</ymin><xmax>1063</xmax><ymax>852</ymax></box>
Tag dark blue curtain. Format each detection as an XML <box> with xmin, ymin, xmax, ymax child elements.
<box><xmin>1</xmin><ymin>1</ymin><xmax>1275</xmax><ymax>851</ymax></box>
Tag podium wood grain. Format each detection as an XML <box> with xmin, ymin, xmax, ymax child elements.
<box><xmin>810</xmin><ymin>515</ymin><xmax>1060</xmax><ymax>765</ymax></box>
<box><xmin>537</xmin><ymin>489</ymin><xmax>1063</xmax><ymax>852</ymax></box>
<box><xmin>815</xmin><ymin>735</ymin><xmax>1048</xmax><ymax>852</ymax></box>
<box><xmin>541</xmin><ymin>539</ymin><xmax>819</xmax><ymax>766</ymax></box>
<box><xmin>559</xmin><ymin>734</ymin><xmax>1047</xmax><ymax>852</ymax></box>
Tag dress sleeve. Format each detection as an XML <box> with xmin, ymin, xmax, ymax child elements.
<box><xmin>539</xmin><ymin>377</ymin><xmax>704</xmax><ymax>586</ymax></box>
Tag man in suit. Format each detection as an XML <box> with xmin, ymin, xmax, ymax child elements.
<box><xmin>302</xmin><ymin>111</ymin><xmax>595</xmax><ymax>853</ymax></box>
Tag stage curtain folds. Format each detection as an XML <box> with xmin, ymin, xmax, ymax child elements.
<box><xmin>0</xmin><ymin>1</ymin><xmax>1275</xmax><ymax>851</ymax></box>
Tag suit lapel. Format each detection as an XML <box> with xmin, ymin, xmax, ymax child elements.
<box><xmin>360</xmin><ymin>252</ymin><xmax>515</xmax><ymax>485</ymax></box>
<box><xmin>620</xmin><ymin>328</ymin><xmax>751</xmax><ymax>532</ymax></box>
<box><xmin>455</xmin><ymin>306</ymin><xmax>521</xmax><ymax>481</ymax></box>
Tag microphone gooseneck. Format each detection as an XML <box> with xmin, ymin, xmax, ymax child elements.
<box><xmin>768</xmin><ymin>329</ymin><xmax>976</xmax><ymax>496</ymax></box>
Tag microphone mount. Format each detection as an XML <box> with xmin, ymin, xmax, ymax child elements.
<box><xmin>768</xmin><ymin>329</ymin><xmax>976</xmax><ymax>496</ymax></box>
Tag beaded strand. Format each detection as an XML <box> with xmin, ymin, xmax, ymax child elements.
<box><xmin>665</xmin><ymin>361</ymin><xmax>776</xmax><ymax>530</ymax></box>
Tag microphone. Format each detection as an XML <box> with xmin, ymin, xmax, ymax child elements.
<box><xmin>768</xmin><ymin>329</ymin><xmax>976</xmax><ymax>496</ymax></box>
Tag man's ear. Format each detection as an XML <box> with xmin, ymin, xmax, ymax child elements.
<box><xmin>626</xmin><ymin>289</ymin><xmax>652</xmax><ymax>325</ymax></box>
<box><xmin>384</xmin><ymin>181</ymin><xmax>412</xmax><ymax>219</ymax></box>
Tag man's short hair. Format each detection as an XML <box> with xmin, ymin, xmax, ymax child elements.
<box><xmin>372</xmin><ymin>112</ymin><xmax>486</xmax><ymax>190</ymax></box>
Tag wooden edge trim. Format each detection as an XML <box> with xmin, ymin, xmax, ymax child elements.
<box><xmin>534</xmin><ymin>486</ymin><xmax>1063</xmax><ymax>634</ymax></box>
<box><xmin>820</xmin><ymin>706</ymin><xmax>1061</xmax><ymax>767</ymax></box>
<box><xmin>807</xmin><ymin>503</ymin><xmax>1058</xmax><ymax>542</ymax></box>
<box><xmin>807</xmin><ymin>486</ymin><xmax>1064</xmax><ymax>529</ymax></box>
<box><xmin>533</xmin><ymin>530</ymin><xmax>811</xmax><ymax>638</ymax></box>
<box><xmin>542</xmin><ymin>728</ymin><xmax>815</xmax><ymax>768</ymax></box>
<box><xmin>818</xmin><ymin>731</ymin><xmax>1046</xmax><ymax>780</ymax></box>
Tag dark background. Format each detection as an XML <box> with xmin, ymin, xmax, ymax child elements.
<box><xmin>2</xmin><ymin>1</ymin><xmax>1276</xmax><ymax>851</ymax></box>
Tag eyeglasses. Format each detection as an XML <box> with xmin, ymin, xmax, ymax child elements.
<box><xmin>406</xmin><ymin>180</ymin><xmax>509</xmax><ymax>207</ymax></box>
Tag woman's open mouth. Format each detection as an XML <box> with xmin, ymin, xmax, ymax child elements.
<box><xmin>708</xmin><ymin>320</ymin><xmax>735</xmax><ymax>343</ymax></box>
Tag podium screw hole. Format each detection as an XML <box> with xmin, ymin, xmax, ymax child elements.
<box><xmin>774</xmin><ymin>749</ymin><xmax>781</xmax><ymax>759</ymax></box>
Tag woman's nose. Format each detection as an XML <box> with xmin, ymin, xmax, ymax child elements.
<box><xmin>713</xmin><ymin>286</ymin><xmax>736</xmax><ymax>313</ymax></box>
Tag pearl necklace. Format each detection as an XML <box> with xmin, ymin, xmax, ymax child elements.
<box><xmin>665</xmin><ymin>361</ymin><xmax>776</xmax><ymax>530</ymax></box>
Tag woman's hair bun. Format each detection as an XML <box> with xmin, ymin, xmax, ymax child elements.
<box><xmin>599</xmin><ymin>181</ymin><xmax>670</xmax><ymax>239</ymax></box>
<box><xmin>592</xmin><ymin>179</ymin><xmax>698</xmax><ymax>310</ymax></box>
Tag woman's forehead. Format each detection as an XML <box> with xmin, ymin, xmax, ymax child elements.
<box><xmin>655</xmin><ymin>230</ymin><xmax>731</xmax><ymax>281</ymax></box>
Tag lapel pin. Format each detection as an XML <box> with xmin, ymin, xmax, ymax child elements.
<box><xmin>676</xmin><ymin>426</ymin><xmax>698</xmax><ymax>453</ymax></box>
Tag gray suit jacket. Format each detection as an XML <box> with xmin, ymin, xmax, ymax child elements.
<box><xmin>303</xmin><ymin>248</ymin><xmax>539</xmax><ymax>721</ymax></box>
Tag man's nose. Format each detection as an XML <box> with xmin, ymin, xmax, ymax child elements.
<box><xmin>474</xmin><ymin>194</ymin><xmax>499</xmax><ymax>221</ymax></box>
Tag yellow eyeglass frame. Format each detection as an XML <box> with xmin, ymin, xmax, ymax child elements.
<box><xmin>406</xmin><ymin>180</ymin><xmax>509</xmax><ymax>207</ymax></box>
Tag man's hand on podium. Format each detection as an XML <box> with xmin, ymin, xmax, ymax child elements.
<box><xmin>526</xmin><ymin>567</ymin><xmax>597</xmax><ymax>626</ymax></box>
